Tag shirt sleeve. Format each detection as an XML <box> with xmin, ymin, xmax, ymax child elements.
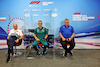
<box><xmin>8</xmin><ymin>30</ymin><xmax>12</xmax><ymax>36</ymax></box>
<box><xmin>71</xmin><ymin>26</ymin><xmax>75</xmax><ymax>33</ymax></box>
<box><xmin>45</xmin><ymin>28</ymin><xmax>48</xmax><ymax>34</ymax></box>
<box><xmin>34</xmin><ymin>28</ymin><xmax>37</xmax><ymax>34</ymax></box>
<box><xmin>19</xmin><ymin>30</ymin><xmax>23</xmax><ymax>36</ymax></box>
<box><xmin>59</xmin><ymin>27</ymin><xmax>62</xmax><ymax>33</ymax></box>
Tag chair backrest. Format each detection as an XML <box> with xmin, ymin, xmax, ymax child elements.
<box><xmin>67</xmin><ymin>44</ymin><xmax>70</xmax><ymax>45</ymax></box>
<box><xmin>29</xmin><ymin>29</ymin><xmax>49</xmax><ymax>33</ymax></box>
<box><xmin>38</xmin><ymin>44</ymin><xmax>43</xmax><ymax>47</ymax></box>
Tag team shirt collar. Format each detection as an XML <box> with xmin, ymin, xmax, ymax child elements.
<box><xmin>64</xmin><ymin>25</ymin><xmax>70</xmax><ymax>28</ymax></box>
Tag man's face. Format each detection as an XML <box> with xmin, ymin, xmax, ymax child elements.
<box><xmin>38</xmin><ymin>21</ymin><xmax>42</xmax><ymax>27</ymax></box>
<box><xmin>13</xmin><ymin>24</ymin><xmax>17</xmax><ymax>30</ymax></box>
<box><xmin>64</xmin><ymin>20</ymin><xmax>69</xmax><ymax>26</ymax></box>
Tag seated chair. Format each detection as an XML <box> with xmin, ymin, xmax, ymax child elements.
<box><xmin>25</xmin><ymin>29</ymin><xmax>49</xmax><ymax>56</ymax></box>
<box><xmin>7</xmin><ymin>36</ymin><xmax>22</xmax><ymax>56</ymax></box>
<box><xmin>62</xmin><ymin>44</ymin><xmax>71</xmax><ymax>56</ymax></box>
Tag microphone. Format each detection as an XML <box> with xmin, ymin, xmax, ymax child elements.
<box><xmin>66</xmin><ymin>38</ymin><xmax>69</xmax><ymax>41</ymax></box>
<box><xmin>42</xmin><ymin>38</ymin><xmax>45</xmax><ymax>41</ymax></box>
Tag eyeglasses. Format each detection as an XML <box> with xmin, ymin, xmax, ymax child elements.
<box><xmin>65</xmin><ymin>22</ymin><xmax>69</xmax><ymax>23</ymax></box>
<box><xmin>38</xmin><ymin>23</ymin><xmax>42</xmax><ymax>24</ymax></box>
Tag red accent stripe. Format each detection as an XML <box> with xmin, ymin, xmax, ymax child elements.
<box><xmin>88</xmin><ymin>19</ymin><xmax>94</xmax><ymax>20</ymax></box>
<box><xmin>73</xmin><ymin>12</ymin><xmax>81</xmax><ymax>15</ymax></box>
<box><xmin>76</xmin><ymin>42</ymin><xmax>100</xmax><ymax>47</ymax></box>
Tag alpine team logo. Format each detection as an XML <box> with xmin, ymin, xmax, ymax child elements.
<box><xmin>73</xmin><ymin>12</ymin><xmax>99</xmax><ymax>21</ymax></box>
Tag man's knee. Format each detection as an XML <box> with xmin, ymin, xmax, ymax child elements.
<box><xmin>33</xmin><ymin>45</ymin><xmax>36</xmax><ymax>48</ymax></box>
<box><xmin>62</xmin><ymin>46</ymin><xmax>67</xmax><ymax>49</ymax></box>
<box><xmin>32</xmin><ymin>40</ymin><xmax>40</xmax><ymax>46</ymax></box>
<box><xmin>32</xmin><ymin>42</ymin><xmax>37</xmax><ymax>46</ymax></box>
<box><xmin>71</xmin><ymin>38</ymin><xmax>75</xmax><ymax>46</ymax></box>
<box><xmin>73</xmin><ymin>42</ymin><xmax>75</xmax><ymax>47</ymax></box>
<box><xmin>70</xmin><ymin>43</ymin><xmax>75</xmax><ymax>49</ymax></box>
<box><xmin>32</xmin><ymin>43</ymin><xmax>37</xmax><ymax>47</ymax></box>
<box><xmin>44</xmin><ymin>45</ymin><xmax>48</xmax><ymax>48</ymax></box>
<box><xmin>62</xmin><ymin>43</ymin><xmax>67</xmax><ymax>47</ymax></box>
<box><xmin>70</xmin><ymin>42</ymin><xmax>75</xmax><ymax>47</ymax></box>
<box><xmin>9</xmin><ymin>38</ymin><xmax>14</xmax><ymax>41</ymax></box>
<box><xmin>43</xmin><ymin>42</ymin><xmax>48</xmax><ymax>46</ymax></box>
<box><xmin>32</xmin><ymin>43</ymin><xmax>35</xmax><ymax>46</ymax></box>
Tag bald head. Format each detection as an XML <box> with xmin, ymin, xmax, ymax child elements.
<box><xmin>13</xmin><ymin>24</ymin><xmax>18</xmax><ymax>30</ymax></box>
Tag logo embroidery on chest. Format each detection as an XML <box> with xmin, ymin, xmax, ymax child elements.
<box><xmin>63</xmin><ymin>26</ymin><xmax>65</xmax><ymax>28</ymax></box>
<box><xmin>42</xmin><ymin>29</ymin><xmax>44</xmax><ymax>32</ymax></box>
<box><xmin>69</xmin><ymin>26</ymin><xmax>71</xmax><ymax>28</ymax></box>
<box><xmin>37</xmin><ymin>29</ymin><xmax>39</xmax><ymax>32</ymax></box>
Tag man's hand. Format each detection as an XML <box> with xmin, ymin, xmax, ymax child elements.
<box><xmin>16</xmin><ymin>39</ymin><xmax>19</xmax><ymax>43</ymax></box>
<box><xmin>59</xmin><ymin>33</ymin><xmax>66</xmax><ymax>41</ymax></box>
<box><xmin>7</xmin><ymin>36</ymin><xmax>10</xmax><ymax>40</ymax></box>
<box><xmin>42</xmin><ymin>38</ymin><xmax>46</xmax><ymax>41</ymax></box>
<box><xmin>67</xmin><ymin>38</ymin><xmax>72</xmax><ymax>42</ymax></box>
<box><xmin>7</xmin><ymin>38</ymin><xmax>9</xmax><ymax>40</ymax></box>
<box><xmin>62</xmin><ymin>38</ymin><xmax>66</xmax><ymax>41</ymax></box>
<box><xmin>36</xmin><ymin>38</ymin><xmax>40</xmax><ymax>41</ymax></box>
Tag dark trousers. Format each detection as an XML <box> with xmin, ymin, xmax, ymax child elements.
<box><xmin>60</xmin><ymin>38</ymin><xmax>75</xmax><ymax>52</ymax></box>
<box><xmin>7</xmin><ymin>36</ymin><xmax>21</xmax><ymax>61</ymax></box>
<box><xmin>33</xmin><ymin>45</ymin><xmax>47</xmax><ymax>54</ymax></box>
<box><xmin>8</xmin><ymin>37</ymin><xmax>17</xmax><ymax>55</ymax></box>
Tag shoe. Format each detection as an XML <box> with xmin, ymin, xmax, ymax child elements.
<box><xmin>36</xmin><ymin>55</ymin><xmax>39</xmax><ymax>57</ymax></box>
<box><xmin>42</xmin><ymin>52</ymin><xmax>45</xmax><ymax>57</ymax></box>
<box><xmin>6</xmin><ymin>55</ymin><xmax>11</xmax><ymax>63</ymax></box>
<box><xmin>36</xmin><ymin>50</ymin><xmax>39</xmax><ymax>57</ymax></box>
<box><xmin>13</xmin><ymin>53</ymin><xmax>16</xmax><ymax>57</ymax></box>
<box><xmin>63</xmin><ymin>51</ymin><xmax>67</xmax><ymax>57</ymax></box>
<box><xmin>10</xmin><ymin>52</ymin><xmax>14</xmax><ymax>57</ymax></box>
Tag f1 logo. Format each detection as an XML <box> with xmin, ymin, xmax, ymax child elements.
<box><xmin>30</xmin><ymin>1</ymin><xmax>40</xmax><ymax>4</ymax></box>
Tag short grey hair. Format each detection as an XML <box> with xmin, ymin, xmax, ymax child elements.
<box><xmin>64</xmin><ymin>19</ymin><xmax>69</xmax><ymax>21</ymax></box>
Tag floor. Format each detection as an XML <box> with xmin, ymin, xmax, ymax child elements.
<box><xmin>0</xmin><ymin>49</ymin><xmax>100</xmax><ymax>67</ymax></box>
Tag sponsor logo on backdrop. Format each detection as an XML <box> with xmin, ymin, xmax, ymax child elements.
<box><xmin>32</xmin><ymin>9</ymin><xmax>41</xmax><ymax>11</ymax></box>
<box><xmin>30</xmin><ymin>1</ymin><xmax>40</xmax><ymax>4</ymax></box>
<box><xmin>73</xmin><ymin>12</ymin><xmax>99</xmax><ymax>21</ymax></box>
<box><xmin>0</xmin><ymin>14</ymin><xmax>10</xmax><ymax>21</ymax></box>
<box><xmin>53</xmin><ymin>8</ymin><xmax>58</xmax><ymax>12</ymax></box>
<box><xmin>42</xmin><ymin>2</ymin><xmax>54</xmax><ymax>6</ymax></box>
<box><xmin>43</xmin><ymin>14</ymin><xmax>49</xmax><ymax>16</ymax></box>
<box><xmin>29</xmin><ymin>1</ymin><xmax>41</xmax><ymax>7</ymax></box>
<box><xmin>44</xmin><ymin>9</ymin><xmax>50</xmax><ymax>11</ymax></box>
<box><xmin>24</xmin><ymin>14</ymin><xmax>30</xmax><ymax>17</ymax></box>
<box><xmin>33</xmin><ymin>14</ymin><xmax>39</xmax><ymax>16</ymax></box>
<box><xmin>52</xmin><ymin>13</ymin><xmax>57</xmax><ymax>17</ymax></box>
<box><xmin>24</xmin><ymin>8</ymin><xmax>29</xmax><ymax>11</ymax></box>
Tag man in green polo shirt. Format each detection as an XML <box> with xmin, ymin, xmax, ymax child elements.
<box><xmin>32</xmin><ymin>20</ymin><xmax>48</xmax><ymax>56</ymax></box>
